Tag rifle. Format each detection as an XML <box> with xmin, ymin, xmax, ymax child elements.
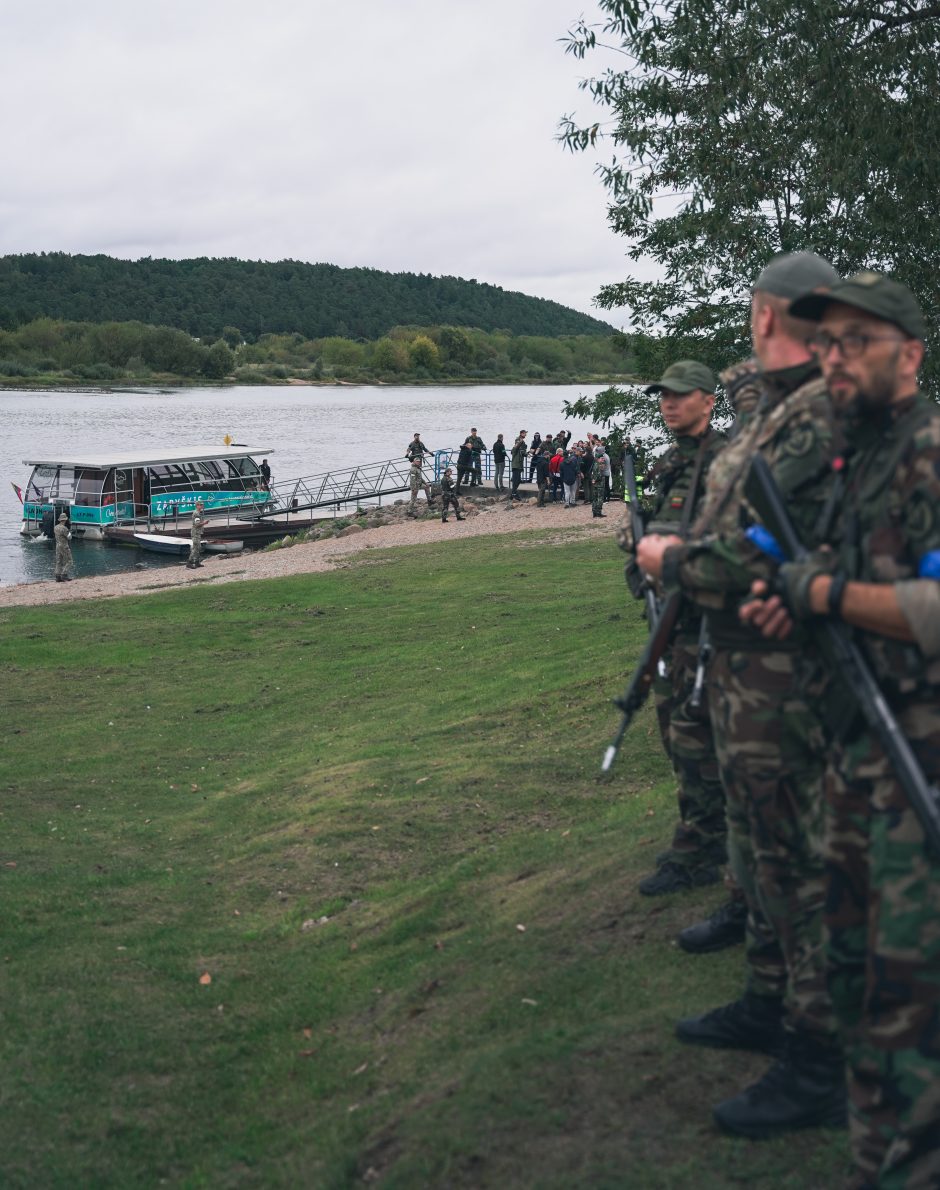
<box><xmin>623</xmin><ymin>448</ymin><xmax>663</xmax><ymax>636</ymax></box>
<box><xmin>745</xmin><ymin>453</ymin><xmax>940</xmax><ymax>858</ymax></box>
<box><xmin>688</xmin><ymin>616</ymin><xmax>712</xmax><ymax>713</ymax></box>
<box><xmin>602</xmin><ymin>592</ymin><xmax>682</xmax><ymax>772</ymax></box>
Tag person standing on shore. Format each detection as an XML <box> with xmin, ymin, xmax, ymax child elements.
<box><xmin>509</xmin><ymin>432</ymin><xmax>527</xmax><ymax>505</ymax></box>
<box><xmin>527</xmin><ymin>433</ymin><xmax>542</xmax><ymax>482</ymax></box>
<box><xmin>440</xmin><ymin>469</ymin><xmax>464</xmax><ymax>523</ymax></box>
<box><xmin>407</xmin><ymin>457</ymin><xmax>435</xmax><ymax>515</ymax></box>
<box><xmin>187</xmin><ymin>501</ymin><xmax>206</xmax><ymax>569</ymax></box>
<box><xmin>54</xmin><ymin>512</ymin><xmax>73</xmax><ymax>582</ymax></box>
<box><xmin>456</xmin><ymin>439</ymin><xmax>474</xmax><ymax>493</ymax></box>
<box><xmin>492</xmin><ymin>434</ymin><xmax>507</xmax><ymax>491</ymax></box>
<box><xmin>591</xmin><ymin>451</ymin><xmax>607</xmax><ymax>517</ymax></box>
<box><xmin>469</xmin><ymin>428</ymin><xmax>487</xmax><ymax>487</ymax></box>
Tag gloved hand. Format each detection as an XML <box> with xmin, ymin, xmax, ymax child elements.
<box><xmin>777</xmin><ymin>550</ymin><xmax>836</xmax><ymax>619</ymax></box>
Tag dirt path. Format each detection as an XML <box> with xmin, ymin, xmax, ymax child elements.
<box><xmin>0</xmin><ymin>500</ymin><xmax>615</xmax><ymax>608</ymax></box>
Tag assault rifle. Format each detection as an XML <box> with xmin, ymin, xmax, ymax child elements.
<box><xmin>745</xmin><ymin>453</ymin><xmax>940</xmax><ymax>858</ymax></box>
<box><xmin>601</xmin><ymin>592</ymin><xmax>682</xmax><ymax>773</ymax></box>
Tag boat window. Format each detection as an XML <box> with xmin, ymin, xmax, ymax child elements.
<box><xmin>226</xmin><ymin>457</ymin><xmax>256</xmax><ymax>478</ymax></box>
<box><xmin>27</xmin><ymin>466</ymin><xmax>77</xmax><ymax>500</ymax></box>
<box><xmin>74</xmin><ymin>468</ymin><xmax>108</xmax><ymax>506</ymax></box>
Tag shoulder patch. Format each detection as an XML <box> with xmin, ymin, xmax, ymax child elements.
<box><xmin>781</xmin><ymin>424</ymin><xmax>816</xmax><ymax>458</ymax></box>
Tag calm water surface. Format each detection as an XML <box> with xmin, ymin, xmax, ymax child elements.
<box><xmin>2</xmin><ymin>383</ymin><xmax>613</xmax><ymax>586</ymax></box>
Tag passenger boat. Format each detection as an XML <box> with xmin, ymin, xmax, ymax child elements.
<box><xmin>19</xmin><ymin>446</ymin><xmax>272</xmax><ymax>540</ymax></box>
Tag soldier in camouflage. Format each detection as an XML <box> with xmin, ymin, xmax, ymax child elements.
<box><xmin>407</xmin><ymin>457</ymin><xmax>435</xmax><ymax>515</ymax></box>
<box><xmin>639</xmin><ymin>253</ymin><xmax>846</xmax><ymax>1137</ymax></box>
<box><xmin>187</xmin><ymin>500</ymin><xmax>205</xmax><ymax>569</ymax></box>
<box><xmin>745</xmin><ymin>273</ymin><xmax>940</xmax><ymax>1189</ymax></box>
<box><xmin>590</xmin><ymin>450</ymin><xmax>608</xmax><ymax>517</ymax></box>
<box><xmin>620</xmin><ymin>360</ymin><xmax>728</xmax><ymax>897</ymax></box>
<box><xmin>439</xmin><ymin>469</ymin><xmax>464</xmax><ymax>523</ymax></box>
<box><xmin>53</xmin><ymin>512</ymin><xmax>73</xmax><ymax>581</ymax></box>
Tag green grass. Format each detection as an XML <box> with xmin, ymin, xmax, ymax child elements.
<box><xmin>0</xmin><ymin>528</ymin><xmax>847</xmax><ymax>1188</ymax></box>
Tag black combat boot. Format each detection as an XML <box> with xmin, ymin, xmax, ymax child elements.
<box><xmin>638</xmin><ymin>860</ymin><xmax>720</xmax><ymax>897</ymax></box>
<box><xmin>713</xmin><ymin>1031</ymin><xmax>847</xmax><ymax>1137</ymax></box>
<box><xmin>676</xmin><ymin>992</ymin><xmax>785</xmax><ymax>1055</ymax></box>
<box><xmin>678</xmin><ymin>897</ymin><xmax>747</xmax><ymax>954</ymax></box>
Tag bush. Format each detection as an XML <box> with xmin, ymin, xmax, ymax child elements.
<box><xmin>233</xmin><ymin>366</ymin><xmax>269</xmax><ymax>385</ymax></box>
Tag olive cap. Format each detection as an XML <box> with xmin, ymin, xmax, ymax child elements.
<box><xmin>790</xmin><ymin>270</ymin><xmax>927</xmax><ymax>340</ymax></box>
<box><xmin>644</xmin><ymin>359</ymin><xmax>716</xmax><ymax>396</ymax></box>
<box><xmin>753</xmin><ymin>251</ymin><xmax>839</xmax><ymax>300</ymax></box>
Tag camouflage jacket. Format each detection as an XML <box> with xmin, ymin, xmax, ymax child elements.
<box><xmin>408</xmin><ymin>466</ymin><xmax>426</xmax><ymax>492</ymax></box>
<box><xmin>406</xmin><ymin>439</ymin><xmax>431</xmax><ymax>459</ymax></box>
<box><xmin>624</xmin><ymin>427</ymin><xmax>726</xmax><ymax>633</ymax></box>
<box><xmin>54</xmin><ymin>522</ymin><xmax>70</xmax><ymax>550</ymax></box>
<box><xmin>661</xmin><ymin>359</ymin><xmax>841</xmax><ymax>646</ymax></box>
<box><xmin>832</xmin><ymin>391</ymin><xmax>940</xmax><ymax>696</ymax></box>
<box><xmin>510</xmin><ymin>439</ymin><xmax>527</xmax><ymax>469</ymax></box>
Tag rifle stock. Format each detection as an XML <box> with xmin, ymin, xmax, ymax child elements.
<box><xmin>745</xmin><ymin>453</ymin><xmax>940</xmax><ymax>858</ymax></box>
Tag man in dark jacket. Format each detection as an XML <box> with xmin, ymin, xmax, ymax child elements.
<box><xmin>456</xmin><ymin>439</ymin><xmax>474</xmax><ymax>493</ymax></box>
<box><xmin>492</xmin><ymin>433</ymin><xmax>507</xmax><ymax>491</ymax></box>
<box><xmin>469</xmin><ymin>428</ymin><xmax>486</xmax><ymax>486</ymax></box>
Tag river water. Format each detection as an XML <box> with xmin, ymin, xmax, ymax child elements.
<box><xmin>2</xmin><ymin>383</ymin><xmax>614</xmax><ymax>586</ymax></box>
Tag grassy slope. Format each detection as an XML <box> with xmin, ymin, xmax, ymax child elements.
<box><xmin>0</xmin><ymin>530</ymin><xmax>847</xmax><ymax>1189</ymax></box>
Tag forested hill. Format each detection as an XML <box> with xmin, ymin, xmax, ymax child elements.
<box><xmin>0</xmin><ymin>254</ymin><xmax>614</xmax><ymax>341</ymax></box>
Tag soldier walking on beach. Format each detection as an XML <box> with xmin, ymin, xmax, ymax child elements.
<box><xmin>407</xmin><ymin>457</ymin><xmax>435</xmax><ymax>515</ymax></box>
<box><xmin>187</xmin><ymin>500</ymin><xmax>206</xmax><ymax>569</ymax></box>
<box><xmin>54</xmin><ymin>512</ymin><xmax>73</xmax><ymax>582</ymax></box>
<box><xmin>439</xmin><ymin>468</ymin><xmax>464</xmax><ymax>523</ymax></box>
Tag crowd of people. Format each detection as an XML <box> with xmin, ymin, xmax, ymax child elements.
<box><xmin>618</xmin><ymin>252</ymin><xmax>940</xmax><ymax>1190</ymax></box>
<box><xmin>404</xmin><ymin>428</ymin><xmax>622</xmax><ymax>521</ymax></box>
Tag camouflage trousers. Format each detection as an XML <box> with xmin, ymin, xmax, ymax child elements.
<box><xmin>825</xmin><ymin>702</ymin><xmax>940</xmax><ymax>1190</ymax></box>
<box><xmin>652</xmin><ymin>634</ymin><xmax>726</xmax><ymax>869</ymax></box>
<box><xmin>54</xmin><ymin>542</ymin><xmax>72</xmax><ymax>578</ymax></box>
<box><xmin>188</xmin><ymin>532</ymin><xmax>202</xmax><ymax>565</ymax></box>
<box><xmin>708</xmin><ymin>646</ymin><xmax>835</xmax><ymax>1039</ymax></box>
<box><xmin>409</xmin><ymin>486</ymin><xmax>432</xmax><ymax>512</ymax></box>
<box><xmin>591</xmin><ymin>483</ymin><xmax>605</xmax><ymax>515</ymax></box>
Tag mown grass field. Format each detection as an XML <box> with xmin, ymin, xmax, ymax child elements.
<box><xmin>0</xmin><ymin>529</ymin><xmax>847</xmax><ymax>1188</ymax></box>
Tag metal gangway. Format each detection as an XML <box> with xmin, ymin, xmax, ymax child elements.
<box><xmin>248</xmin><ymin>448</ymin><xmax>492</xmax><ymax>519</ymax></box>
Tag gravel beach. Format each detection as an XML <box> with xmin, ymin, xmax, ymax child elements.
<box><xmin>0</xmin><ymin>498</ymin><xmax>614</xmax><ymax>609</ymax></box>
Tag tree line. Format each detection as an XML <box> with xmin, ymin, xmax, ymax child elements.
<box><xmin>0</xmin><ymin>317</ymin><xmax>641</xmax><ymax>385</ymax></box>
<box><xmin>0</xmin><ymin>253</ymin><xmax>615</xmax><ymax>343</ymax></box>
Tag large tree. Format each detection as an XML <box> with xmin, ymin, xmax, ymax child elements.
<box><xmin>560</xmin><ymin>0</ymin><xmax>940</xmax><ymax>389</ymax></box>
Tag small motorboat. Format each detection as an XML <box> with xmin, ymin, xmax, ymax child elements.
<box><xmin>132</xmin><ymin>533</ymin><xmax>244</xmax><ymax>555</ymax></box>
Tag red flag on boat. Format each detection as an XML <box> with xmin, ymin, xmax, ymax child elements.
<box><xmin>10</xmin><ymin>482</ymin><xmax>23</xmax><ymax>504</ymax></box>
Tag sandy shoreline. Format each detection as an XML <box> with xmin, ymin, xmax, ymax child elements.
<box><xmin>0</xmin><ymin>500</ymin><xmax>614</xmax><ymax>609</ymax></box>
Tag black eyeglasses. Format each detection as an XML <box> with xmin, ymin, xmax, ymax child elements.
<box><xmin>811</xmin><ymin>330</ymin><xmax>902</xmax><ymax>359</ymax></box>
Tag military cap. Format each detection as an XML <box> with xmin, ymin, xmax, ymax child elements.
<box><xmin>644</xmin><ymin>359</ymin><xmax>716</xmax><ymax>395</ymax></box>
<box><xmin>753</xmin><ymin>251</ymin><xmax>839</xmax><ymax>300</ymax></box>
<box><xmin>790</xmin><ymin>270</ymin><xmax>927</xmax><ymax>340</ymax></box>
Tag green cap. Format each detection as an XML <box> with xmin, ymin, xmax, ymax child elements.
<box><xmin>644</xmin><ymin>359</ymin><xmax>716</xmax><ymax>396</ymax></box>
<box><xmin>789</xmin><ymin>271</ymin><xmax>927</xmax><ymax>340</ymax></box>
<box><xmin>753</xmin><ymin>251</ymin><xmax>839</xmax><ymax>299</ymax></box>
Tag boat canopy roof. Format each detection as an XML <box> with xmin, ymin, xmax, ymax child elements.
<box><xmin>22</xmin><ymin>445</ymin><xmax>274</xmax><ymax>469</ymax></box>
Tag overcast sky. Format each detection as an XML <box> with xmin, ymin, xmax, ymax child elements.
<box><xmin>0</xmin><ymin>0</ymin><xmax>640</xmax><ymax>325</ymax></box>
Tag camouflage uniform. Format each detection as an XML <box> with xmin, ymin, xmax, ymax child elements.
<box><xmin>188</xmin><ymin>505</ymin><xmax>205</xmax><ymax>567</ymax></box>
<box><xmin>821</xmin><ymin>392</ymin><xmax>940</xmax><ymax>1189</ymax></box>
<box><xmin>624</xmin><ymin>427</ymin><xmax>728</xmax><ymax>872</ymax></box>
<box><xmin>663</xmin><ymin>359</ymin><xmax>840</xmax><ymax>1045</ymax></box>
<box><xmin>591</xmin><ymin>457</ymin><xmax>606</xmax><ymax>516</ymax></box>
<box><xmin>53</xmin><ymin>514</ymin><xmax>72</xmax><ymax>581</ymax></box>
<box><xmin>408</xmin><ymin>463</ymin><xmax>434</xmax><ymax>513</ymax></box>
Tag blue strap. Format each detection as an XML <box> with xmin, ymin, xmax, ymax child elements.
<box><xmin>918</xmin><ymin>550</ymin><xmax>940</xmax><ymax>578</ymax></box>
<box><xmin>745</xmin><ymin>524</ymin><xmax>787</xmax><ymax>563</ymax></box>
